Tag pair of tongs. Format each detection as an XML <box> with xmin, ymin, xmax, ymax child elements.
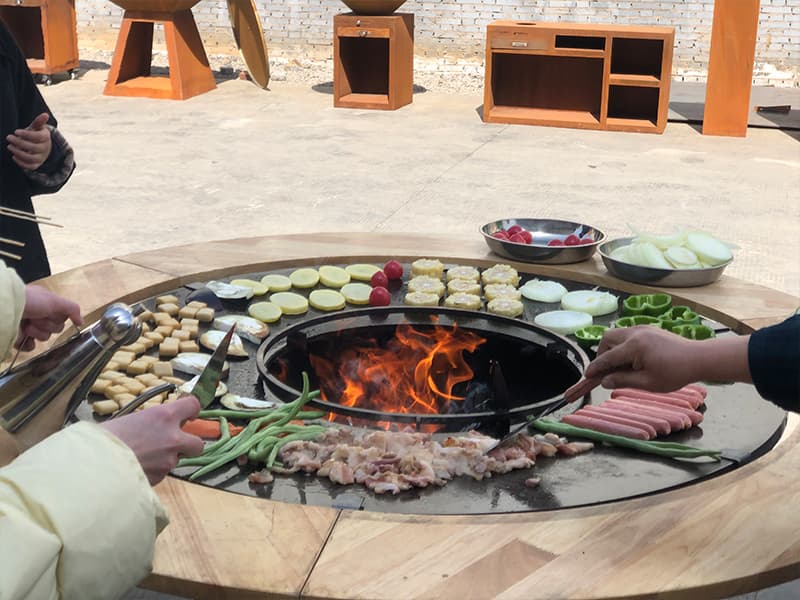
<box><xmin>483</xmin><ymin>368</ymin><xmax>597</xmax><ymax>454</ymax></box>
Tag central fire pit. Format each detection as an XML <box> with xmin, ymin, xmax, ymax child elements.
<box><xmin>257</xmin><ymin>307</ymin><xmax>587</xmax><ymax>433</ymax></box>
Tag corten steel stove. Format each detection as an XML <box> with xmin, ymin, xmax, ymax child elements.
<box><xmin>79</xmin><ymin>264</ymin><xmax>787</xmax><ymax>516</ymax></box>
<box><xmin>257</xmin><ymin>306</ymin><xmax>585</xmax><ymax>434</ymax></box>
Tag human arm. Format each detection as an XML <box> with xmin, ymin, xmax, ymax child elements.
<box><xmin>0</xmin><ymin>422</ymin><xmax>169</xmax><ymax>600</ymax></box>
<box><xmin>15</xmin><ymin>284</ymin><xmax>83</xmax><ymax>351</ymax></box>
<box><xmin>583</xmin><ymin>325</ymin><xmax>752</xmax><ymax>392</ymax></box>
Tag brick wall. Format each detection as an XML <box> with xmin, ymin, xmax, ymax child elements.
<box><xmin>76</xmin><ymin>0</ymin><xmax>799</xmax><ymax>86</ymax></box>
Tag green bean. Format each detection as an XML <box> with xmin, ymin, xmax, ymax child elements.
<box><xmin>248</xmin><ymin>435</ymin><xmax>280</xmax><ymax>463</ymax></box>
<box><xmin>530</xmin><ymin>418</ymin><xmax>722</xmax><ymax>460</ymax></box>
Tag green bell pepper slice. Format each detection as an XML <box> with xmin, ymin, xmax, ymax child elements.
<box><xmin>613</xmin><ymin>315</ymin><xmax>663</xmax><ymax>329</ymax></box>
<box><xmin>621</xmin><ymin>293</ymin><xmax>672</xmax><ymax>317</ymax></box>
<box><xmin>658</xmin><ymin>305</ymin><xmax>701</xmax><ymax>330</ymax></box>
<box><xmin>671</xmin><ymin>324</ymin><xmax>716</xmax><ymax>340</ymax></box>
<box><xmin>573</xmin><ymin>325</ymin><xmax>609</xmax><ymax>348</ymax></box>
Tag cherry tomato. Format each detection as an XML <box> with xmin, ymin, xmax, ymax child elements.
<box><xmin>492</xmin><ymin>231</ymin><xmax>510</xmax><ymax>240</ymax></box>
<box><xmin>383</xmin><ymin>260</ymin><xmax>404</xmax><ymax>280</ymax></box>
<box><xmin>564</xmin><ymin>234</ymin><xmax>581</xmax><ymax>246</ymax></box>
<box><xmin>369</xmin><ymin>286</ymin><xmax>391</xmax><ymax>307</ymax></box>
<box><xmin>547</xmin><ymin>239</ymin><xmax>564</xmax><ymax>247</ymax></box>
<box><xmin>506</xmin><ymin>225</ymin><xmax>523</xmax><ymax>235</ymax></box>
<box><xmin>578</xmin><ymin>237</ymin><xmax>595</xmax><ymax>245</ymax></box>
<box><xmin>518</xmin><ymin>230</ymin><xmax>533</xmax><ymax>244</ymax></box>
<box><xmin>370</xmin><ymin>270</ymin><xmax>389</xmax><ymax>288</ymax></box>
<box><xmin>509</xmin><ymin>232</ymin><xmax>527</xmax><ymax>244</ymax></box>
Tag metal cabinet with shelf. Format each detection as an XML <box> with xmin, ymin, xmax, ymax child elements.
<box><xmin>483</xmin><ymin>21</ymin><xmax>674</xmax><ymax>134</ymax></box>
<box><xmin>333</xmin><ymin>13</ymin><xmax>414</xmax><ymax>111</ymax></box>
<box><xmin>0</xmin><ymin>0</ymin><xmax>78</xmax><ymax>83</ymax></box>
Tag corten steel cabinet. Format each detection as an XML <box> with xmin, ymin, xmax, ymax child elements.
<box><xmin>103</xmin><ymin>0</ymin><xmax>216</xmax><ymax>100</ymax></box>
<box><xmin>0</xmin><ymin>0</ymin><xmax>79</xmax><ymax>84</ymax></box>
<box><xmin>483</xmin><ymin>21</ymin><xmax>674</xmax><ymax>134</ymax></box>
<box><xmin>333</xmin><ymin>13</ymin><xmax>414</xmax><ymax>110</ymax></box>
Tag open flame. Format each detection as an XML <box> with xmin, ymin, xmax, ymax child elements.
<box><xmin>309</xmin><ymin>322</ymin><xmax>486</xmax><ymax>425</ymax></box>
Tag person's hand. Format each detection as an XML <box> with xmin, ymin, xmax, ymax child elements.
<box><xmin>16</xmin><ymin>285</ymin><xmax>83</xmax><ymax>351</ymax></box>
<box><xmin>100</xmin><ymin>395</ymin><xmax>205</xmax><ymax>485</ymax></box>
<box><xmin>583</xmin><ymin>326</ymin><xmax>697</xmax><ymax>392</ymax></box>
<box><xmin>6</xmin><ymin>113</ymin><xmax>52</xmax><ymax>171</ymax></box>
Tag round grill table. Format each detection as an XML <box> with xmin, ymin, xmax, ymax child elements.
<box><xmin>38</xmin><ymin>233</ymin><xmax>800</xmax><ymax>599</ymax></box>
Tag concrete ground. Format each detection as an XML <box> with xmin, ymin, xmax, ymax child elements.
<box><xmin>28</xmin><ymin>64</ymin><xmax>800</xmax><ymax>600</ymax></box>
<box><xmin>35</xmin><ymin>67</ymin><xmax>800</xmax><ymax>299</ymax></box>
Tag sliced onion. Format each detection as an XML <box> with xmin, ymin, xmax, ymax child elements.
<box><xmin>520</xmin><ymin>279</ymin><xmax>568</xmax><ymax>303</ymax></box>
<box><xmin>664</xmin><ymin>246</ymin><xmax>699</xmax><ymax>269</ymax></box>
<box><xmin>686</xmin><ymin>232</ymin><xmax>733</xmax><ymax>266</ymax></box>
<box><xmin>561</xmin><ymin>290</ymin><xmax>618</xmax><ymax>316</ymax></box>
<box><xmin>534</xmin><ymin>310</ymin><xmax>593</xmax><ymax>335</ymax></box>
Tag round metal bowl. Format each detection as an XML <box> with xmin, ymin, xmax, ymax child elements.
<box><xmin>599</xmin><ymin>237</ymin><xmax>733</xmax><ymax>287</ymax></box>
<box><xmin>339</xmin><ymin>0</ymin><xmax>407</xmax><ymax>14</ymax></box>
<box><xmin>480</xmin><ymin>218</ymin><xmax>606</xmax><ymax>265</ymax></box>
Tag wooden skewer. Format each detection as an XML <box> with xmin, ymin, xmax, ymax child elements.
<box><xmin>0</xmin><ymin>249</ymin><xmax>22</xmax><ymax>261</ymax></box>
<box><xmin>0</xmin><ymin>237</ymin><xmax>25</xmax><ymax>248</ymax></box>
<box><xmin>0</xmin><ymin>206</ymin><xmax>53</xmax><ymax>221</ymax></box>
<box><xmin>0</xmin><ymin>209</ymin><xmax>62</xmax><ymax>228</ymax></box>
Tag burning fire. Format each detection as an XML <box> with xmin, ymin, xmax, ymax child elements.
<box><xmin>309</xmin><ymin>322</ymin><xmax>486</xmax><ymax>425</ymax></box>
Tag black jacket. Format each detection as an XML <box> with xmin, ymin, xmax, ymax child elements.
<box><xmin>749</xmin><ymin>314</ymin><xmax>800</xmax><ymax>410</ymax></box>
<box><xmin>1</xmin><ymin>22</ymin><xmax>74</xmax><ymax>282</ymax></box>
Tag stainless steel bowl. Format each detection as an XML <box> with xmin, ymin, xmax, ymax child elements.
<box><xmin>599</xmin><ymin>237</ymin><xmax>733</xmax><ymax>287</ymax></box>
<box><xmin>480</xmin><ymin>218</ymin><xmax>606</xmax><ymax>264</ymax></box>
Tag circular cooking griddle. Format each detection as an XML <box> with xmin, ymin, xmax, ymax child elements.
<box><xmin>77</xmin><ymin>264</ymin><xmax>786</xmax><ymax>515</ymax></box>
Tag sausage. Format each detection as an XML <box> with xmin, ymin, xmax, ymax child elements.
<box><xmin>585</xmin><ymin>404</ymin><xmax>671</xmax><ymax>436</ymax></box>
<box><xmin>610</xmin><ymin>389</ymin><xmax>694</xmax><ymax>410</ymax></box>
<box><xmin>683</xmin><ymin>384</ymin><xmax>708</xmax><ymax>402</ymax></box>
<box><xmin>605</xmin><ymin>399</ymin><xmax>690</xmax><ymax>430</ymax></box>
<box><xmin>615</xmin><ymin>396</ymin><xmax>704</xmax><ymax>427</ymax></box>
<box><xmin>561</xmin><ymin>413</ymin><xmax>651</xmax><ymax>440</ymax></box>
<box><xmin>576</xmin><ymin>407</ymin><xmax>657</xmax><ymax>439</ymax></box>
<box><xmin>611</xmin><ymin>387</ymin><xmax>703</xmax><ymax>410</ymax></box>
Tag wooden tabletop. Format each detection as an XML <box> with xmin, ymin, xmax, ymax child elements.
<box><xmin>40</xmin><ymin>233</ymin><xmax>800</xmax><ymax>599</ymax></box>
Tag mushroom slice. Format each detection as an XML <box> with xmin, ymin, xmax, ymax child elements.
<box><xmin>171</xmin><ymin>352</ymin><xmax>230</xmax><ymax>377</ymax></box>
<box><xmin>205</xmin><ymin>280</ymin><xmax>254</xmax><ymax>300</ymax></box>
<box><xmin>179</xmin><ymin>375</ymin><xmax>228</xmax><ymax>398</ymax></box>
<box><xmin>199</xmin><ymin>330</ymin><xmax>249</xmax><ymax>357</ymax></box>
<box><xmin>220</xmin><ymin>393</ymin><xmax>277</xmax><ymax>411</ymax></box>
<box><xmin>213</xmin><ymin>315</ymin><xmax>269</xmax><ymax>344</ymax></box>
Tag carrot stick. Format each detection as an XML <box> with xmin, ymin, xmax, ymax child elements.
<box><xmin>182</xmin><ymin>418</ymin><xmax>244</xmax><ymax>439</ymax></box>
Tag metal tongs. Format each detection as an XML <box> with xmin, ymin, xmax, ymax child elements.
<box><xmin>483</xmin><ymin>371</ymin><xmax>597</xmax><ymax>454</ymax></box>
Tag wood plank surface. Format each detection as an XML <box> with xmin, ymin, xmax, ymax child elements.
<box><xmin>36</xmin><ymin>233</ymin><xmax>800</xmax><ymax>599</ymax></box>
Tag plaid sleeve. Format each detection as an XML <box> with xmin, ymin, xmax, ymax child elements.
<box><xmin>24</xmin><ymin>126</ymin><xmax>76</xmax><ymax>193</ymax></box>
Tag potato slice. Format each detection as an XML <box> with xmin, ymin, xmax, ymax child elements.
<box><xmin>309</xmin><ymin>289</ymin><xmax>346</xmax><ymax>311</ymax></box>
<box><xmin>289</xmin><ymin>268</ymin><xmax>320</xmax><ymax>289</ymax></box>
<box><xmin>248</xmin><ymin>301</ymin><xmax>282</xmax><ymax>323</ymax></box>
<box><xmin>231</xmin><ymin>278</ymin><xmax>269</xmax><ymax>296</ymax></box>
<box><xmin>345</xmin><ymin>264</ymin><xmax>380</xmax><ymax>282</ymax></box>
<box><xmin>269</xmin><ymin>292</ymin><xmax>309</xmax><ymax>315</ymax></box>
<box><xmin>260</xmin><ymin>274</ymin><xmax>292</xmax><ymax>292</ymax></box>
<box><xmin>341</xmin><ymin>282</ymin><xmax>372</xmax><ymax>305</ymax></box>
<box><xmin>318</xmin><ymin>265</ymin><xmax>351</xmax><ymax>288</ymax></box>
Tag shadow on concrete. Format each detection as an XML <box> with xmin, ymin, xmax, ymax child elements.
<box><xmin>475</xmin><ymin>104</ymin><xmax>484</xmax><ymax>120</ymax></box>
<box><xmin>311</xmin><ymin>81</ymin><xmax>428</xmax><ymax>95</ymax></box>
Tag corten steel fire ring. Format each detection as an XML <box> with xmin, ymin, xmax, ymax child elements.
<box><xmin>41</xmin><ymin>233</ymin><xmax>800</xmax><ymax>600</ymax></box>
<box><xmin>256</xmin><ymin>306</ymin><xmax>589</xmax><ymax>429</ymax></box>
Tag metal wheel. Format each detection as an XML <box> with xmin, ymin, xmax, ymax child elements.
<box><xmin>69</xmin><ymin>69</ymin><xmax>78</xmax><ymax>80</ymax></box>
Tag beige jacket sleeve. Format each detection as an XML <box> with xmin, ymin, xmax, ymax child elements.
<box><xmin>0</xmin><ymin>261</ymin><xmax>25</xmax><ymax>359</ymax></box>
<box><xmin>0</xmin><ymin>422</ymin><xmax>169</xmax><ymax>600</ymax></box>
<box><xmin>1</xmin><ymin>262</ymin><xmax>169</xmax><ymax>599</ymax></box>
